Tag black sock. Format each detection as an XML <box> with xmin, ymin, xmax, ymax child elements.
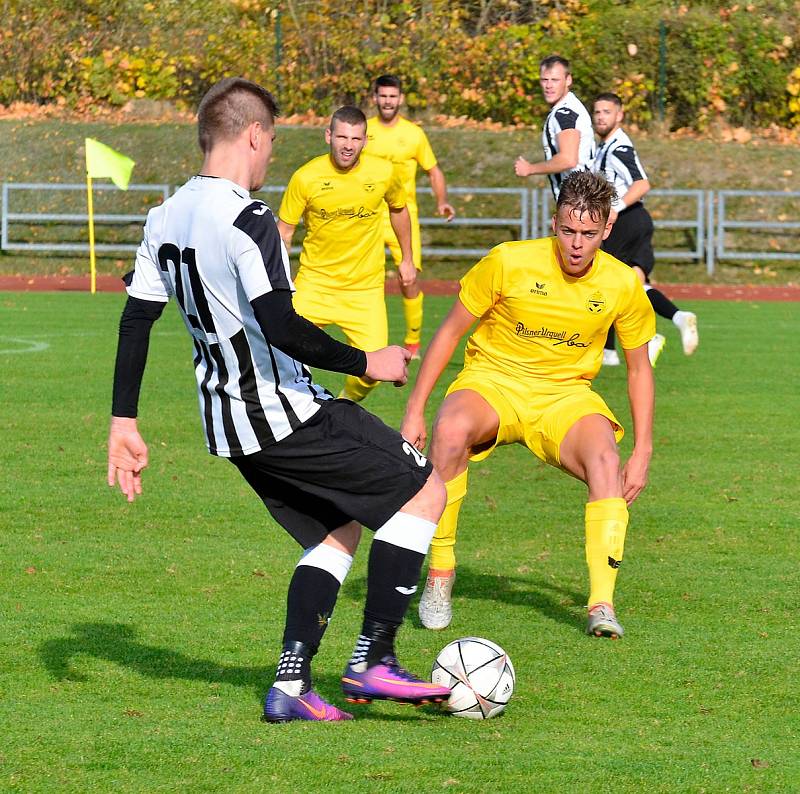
<box><xmin>348</xmin><ymin>539</ymin><xmax>425</xmax><ymax>668</ymax></box>
<box><xmin>278</xmin><ymin>565</ymin><xmax>340</xmax><ymax>691</ymax></box>
<box><xmin>605</xmin><ymin>326</ymin><xmax>616</xmax><ymax>351</ymax></box>
<box><xmin>364</xmin><ymin>539</ymin><xmax>425</xmax><ymax>625</ymax></box>
<box><xmin>647</xmin><ymin>288</ymin><xmax>679</xmax><ymax>320</ymax></box>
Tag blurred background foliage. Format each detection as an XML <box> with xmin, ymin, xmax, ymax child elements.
<box><xmin>1</xmin><ymin>0</ymin><xmax>799</xmax><ymax>129</ymax></box>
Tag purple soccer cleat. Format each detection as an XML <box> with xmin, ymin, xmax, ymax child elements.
<box><xmin>263</xmin><ymin>686</ymin><xmax>353</xmax><ymax>723</ymax></box>
<box><xmin>341</xmin><ymin>655</ymin><xmax>451</xmax><ymax>706</ymax></box>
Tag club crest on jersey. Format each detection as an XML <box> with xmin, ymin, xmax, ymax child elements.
<box><xmin>587</xmin><ymin>292</ymin><xmax>606</xmax><ymax>313</ymax></box>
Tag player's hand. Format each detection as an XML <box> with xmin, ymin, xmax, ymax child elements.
<box><xmin>364</xmin><ymin>345</ymin><xmax>411</xmax><ymax>387</ymax></box>
<box><xmin>437</xmin><ymin>202</ymin><xmax>456</xmax><ymax>222</ymax></box>
<box><xmin>514</xmin><ymin>156</ymin><xmax>534</xmax><ymax>178</ymax></box>
<box><xmin>397</xmin><ymin>258</ymin><xmax>417</xmax><ymax>288</ymax></box>
<box><xmin>621</xmin><ymin>451</ymin><xmax>649</xmax><ymax>505</ymax></box>
<box><xmin>401</xmin><ymin>411</ymin><xmax>428</xmax><ymax>452</ymax></box>
<box><xmin>107</xmin><ymin>416</ymin><xmax>149</xmax><ymax>503</ymax></box>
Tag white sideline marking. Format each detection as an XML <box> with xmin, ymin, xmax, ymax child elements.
<box><xmin>0</xmin><ymin>337</ymin><xmax>51</xmax><ymax>354</ymax></box>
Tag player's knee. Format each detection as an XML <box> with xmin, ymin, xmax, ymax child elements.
<box><xmin>431</xmin><ymin>414</ymin><xmax>472</xmax><ymax>460</ymax></box>
<box><xmin>404</xmin><ymin>468</ymin><xmax>446</xmax><ymax>523</ymax></box>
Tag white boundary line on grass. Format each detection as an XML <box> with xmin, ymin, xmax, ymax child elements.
<box><xmin>0</xmin><ymin>337</ymin><xmax>50</xmax><ymax>354</ymax></box>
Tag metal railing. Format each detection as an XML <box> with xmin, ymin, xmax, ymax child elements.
<box><xmin>714</xmin><ymin>189</ymin><xmax>800</xmax><ymax>267</ymax></box>
<box><xmin>2</xmin><ymin>182</ymin><xmax>799</xmax><ymax>277</ymax></box>
<box><xmin>1</xmin><ymin>182</ymin><xmax>170</xmax><ymax>252</ymax></box>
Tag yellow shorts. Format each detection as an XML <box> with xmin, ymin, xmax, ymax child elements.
<box><xmin>292</xmin><ymin>285</ymin><xmax>388</xmax><ymax>352</ymax></box>
<box><xmin>445</xmin><ymin>368</ymin><xmax>624</xmax><ymax>469</ymax></box>
<box><xmin>382</xmin><ymin>206</ymin><xmax>422</xmax><ymax>270</ymax></box>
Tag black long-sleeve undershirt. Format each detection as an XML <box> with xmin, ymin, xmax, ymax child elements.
<box><xmin>111</xmin><ymin>296</ymin><xmax>166</xmax><ymax>417</ymax></box>
<box><xmin>250</xmin><ymin>289</ymin><xmax>367</xmax><ymax>377</ymax></box>
<box><xmin>111</xmin><ymin>290</ymin><xmax>367</xmax><ymax>418</ymax></box>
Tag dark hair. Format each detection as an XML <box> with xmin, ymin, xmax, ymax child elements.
<box><xmin>595</xmin><ymin>92</ymin><xmax>622</xmax><ymax>107</ymax></box>
<box><xmin>556</xmin><ymin>170</ymin><xmax>616</xmax><ymax>223</ymax></box>
<box><xmin>374</xmin><ymin>74</ymin><xmax>403</xmax><ymax>93</ymax></box>
<box><xmin>197</xmin><ymin>78</ymin><xmax>279</xmax><ymax>153</ymax></box>
<box><xmin>539</xmin><ymin>55</ymin><xmax>571</xmax><ymax>73</ymax></box>
<box><xmin>330</xmin><ymin>105</ymin><xmax>368</xmax><ymax>130</ymax></box>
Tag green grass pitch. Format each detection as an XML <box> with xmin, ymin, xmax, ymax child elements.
<box><xmin>0</xmin><ymin>292</ymin><xmax>797</xmax><ymax>792</ymax></box>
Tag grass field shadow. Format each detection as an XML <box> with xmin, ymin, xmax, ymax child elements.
<box><xmin>412</xmin><ymin>566</ymin><xmax>585</xmax><ymax>631</ymax></box>
<box><xmin>38</xmin><ymin>621</ymin><xmax>430</xmax><ymax>721</ymax></box>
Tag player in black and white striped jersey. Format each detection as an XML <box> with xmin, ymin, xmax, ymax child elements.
<box><xmin>107</xmin><ymin>78</ymin><xmax>450</xmax><ymax>723</ymax></box>
<box><xmin>592</xmin><ymin>93</ymin><xmax>699</xmax><ymax>366</ymax></box>
<box><xmin>514</xmin><ymin>54</ymin><xmax>595</xmax><ymax>200</ymax></box>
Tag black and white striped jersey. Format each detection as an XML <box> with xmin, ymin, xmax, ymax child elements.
<box><xmin>542</xmin><ymin>91</ymin><xmax>595</xmax><ymax>200</ymax></box>
<box><xmin>593</xmin><ymin>128</ymin><xmax>649</xmax><ymax>212</ymax></box>
<box><xmin>127</xmin><ymin>175</ymin><xmax>331</xmax><ymax>458</ymax></box>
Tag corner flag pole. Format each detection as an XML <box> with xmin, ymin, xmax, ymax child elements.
<box><xmin>84</xmin><ymin>138</ymin><xmax>135</xmax><ymax>294</ymax></box>
<box><xmin>86</xmin><ymin>172</ymin><xmax>97</xmax><ymax>294</ymax></box>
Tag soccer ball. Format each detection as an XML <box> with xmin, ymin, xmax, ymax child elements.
<box><xmin>431</xmin><ymin>637</ymin><xmax>515</xmax><ymax>719</ymax></box>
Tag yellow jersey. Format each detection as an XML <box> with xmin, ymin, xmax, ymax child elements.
<box><xmin>458</xmin><ymin>238</ymin><xmax>655</xmax><ymax>387</ymax></box>
<box><xmin>366</xmin><ymin>116</ymin><xmax>437</xmax><ymax>212</ymax></box>
<box><xmin>278</xmin><ymin>153</ymin><xmax>406</xmax><ymax>290</ymax></box>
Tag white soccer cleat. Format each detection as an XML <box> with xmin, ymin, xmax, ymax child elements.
<box><xmin>586</xmin><ymin>602</ymin><xmax>624</xmax><ymax>639</ymax></box>
<box><xmin>672</xmin><ymin>311</ymin><xmax>699</xmax><ymax>355</ymax></box>
<box><xmin>418</xmin><ymin>570</ymin><xmax>455</xmax><ymax>630</ymax></box>
<box><xmin>647</xmin><ymin>333</ymin><xmax>666</xmax><ymax>367</ymax></box>
<box><xmin>602</xmin><ymin>349</ymin><xmax>621</xmax><ymax>367</ymax></box>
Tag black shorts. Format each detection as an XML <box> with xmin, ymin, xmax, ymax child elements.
<box><xmin>229</xmin><ymin>399</ymin><xmax>433</xmax><ymax>548</ymax></box>
<box><xmin>602</xmin><ymin>202</ymin><xmax>655</xmax><ymax>276</ymax></box>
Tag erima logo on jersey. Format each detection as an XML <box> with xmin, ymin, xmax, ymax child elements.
<box><xmin>395</xmin><ymin>585</ymin><xmax>418</xmax><ymax>595</ymax></box>
<box><xmin>364</xmin><ymin>183</ymin><xmax>375</xmax><ymax>192</ymax></box>
<box><xmin>321</xmin><ymin>180</ymin><xmax>334</xmax><ymax>191</ymax></box>
<box><xmin>529</xmin><ymin>281</ymin><xmax>548</xmax><ymax>296</ymax></box>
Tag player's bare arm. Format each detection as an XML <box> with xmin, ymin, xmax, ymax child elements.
<box><xmin>276</xmin><ymin>218</ymin><xmax>295</xmax><ymax>251</ymax></box>
<box><xmin>621</xmin><ymin>343</ymin><xmax>654</xmax><ymax>504</ymax></box>
<box><xmin>388</xmin><ymin>205</ymin><xmax>416</xmax><ymax>287</ymax></box>
<box><xmin>401</xmin><ymin>299</ymin><xmax>477</xmax><ymax>450</ymax></box>
<box><xmin>427</xmin><ymin>165</ymin><xmax>456</xmax><ymax>221</ymax></box>
<box><xmin>515</xmin><ymin>129</ymin><xmax>580</xmax><ymax>177</ymax></box>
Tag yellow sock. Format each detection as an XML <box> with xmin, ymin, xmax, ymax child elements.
<box><xmin>403</xmin><ymin>291</ymin><xmax>424</xmax><ymax>347</ymax></box>
<box><xmin>429</xmin><ymin>469</ymin><xmax>468</xmax><ymax>571</ymax></box>
<box><xmin>585</xmin><ymin>497</ymin><xmax>628</xmax><ymax>607</ymax></box>
<box><xmin>339</xmin><ymin>374</ymin><xmax>378</xmax><ymax>402</ymax></box>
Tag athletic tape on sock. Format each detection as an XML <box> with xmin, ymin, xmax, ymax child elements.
<box><xmin>374</xmin><ymin>511</ymin><xmax>438</xmax><ymax>555</ymax></box>
<box><xmin>296</xmin><ymin>543</ymin><xmax>354</xmax><ymax>585</ymax></box>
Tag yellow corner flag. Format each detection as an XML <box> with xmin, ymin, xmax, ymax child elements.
<box><xmin>85</xmin><ymin>138</ymin><xmax>135</xmax><ymax>294</ymax></box>
<box><xmin>85</xmin><ymin>137</ymin><xmax>135</xmax><ymax>190</ymax></box>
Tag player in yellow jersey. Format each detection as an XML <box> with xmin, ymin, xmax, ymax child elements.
<box><xmin>402</xmin><ymin>170</ymin><xmax>656</xmax><ymax>639</ymax></box>
<box><xmin>367</xmin><ymin>75</ymin><xmax>456</xmax><ymax>359</ymax></box>
<box><xmin>278</xmin><ymin>106</ymin><xmax>414</xmax><ymax>402</ymax></box>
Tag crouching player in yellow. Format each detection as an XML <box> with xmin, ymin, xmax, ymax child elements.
<box><xmin>278</xmin><ymin>105</ymin><xmax>414</xmax><ymax>402</ymax></box>
<box><xmin>401</xmin><ymin>170</ymin><xmax>655</xmax><ymax>638</ymax></box>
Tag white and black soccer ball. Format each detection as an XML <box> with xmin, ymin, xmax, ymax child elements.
<box><xmin>431</xmin><ymin>637</ymin><xmax>515</xmax><ymax>719</ymax></box>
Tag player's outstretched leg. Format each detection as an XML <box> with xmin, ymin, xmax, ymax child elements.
<box><xmin>264</xmin><ymin>542</ymin><xmax>355</xmax><ymax>722</ymax></box>
<box><xmin>585</xmin><ymin>498</ymin><xmax>628</xmax><ymax>640</ymax></box>
<box><xmin>418</xmin><ymin>469</ymin><xmax>468</xmax><ymax>629</ymax></box>
<box><xmin>341</xmin><ymin>508</ymin><xmax>451</xmax><ymax>706</ymax></box>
